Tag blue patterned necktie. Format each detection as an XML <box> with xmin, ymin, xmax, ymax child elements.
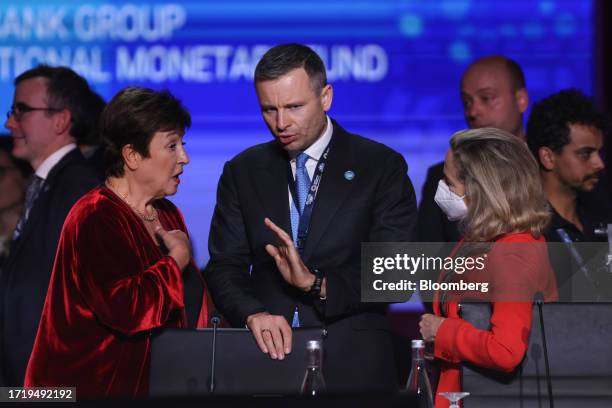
<box><xmin>13</xmin><ymin>175</ymin><xmax>44</xmax><ymax>241</ymax></box>
<box><xmin>295</xmin><ymin>152</ymin><xmax>311</xmax><ymax>214</ymax></box>
<box><xmin>290</xmin><ymin>152</ymin><xmax>311</xmax><ymax>243</ymax></box>
<box><xmin>289</xmin><ymin>152</ymin><xmax>310</xmax><ymax>328</ymax></box>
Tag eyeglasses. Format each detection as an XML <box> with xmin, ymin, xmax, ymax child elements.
<box><xmin>6</xmin><ymin>102</ymin><xmax>62</xmax><ymax>122</ymax></box>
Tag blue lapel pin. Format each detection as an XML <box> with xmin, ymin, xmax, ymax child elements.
<box><xmin>344</xmin><ymin>170</ymin><xmax>355</xmax><ymax>181</ymax></box>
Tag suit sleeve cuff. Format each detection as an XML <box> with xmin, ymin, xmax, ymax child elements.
<box><xmin>237</xmin><ymin>305</ymin><xmax>267</xmax><ymax>327</ymax></box>
<box><xmin>434</xmin><ymin>317</ymin><xmax>465</xmax><ymax>363</ymax></box>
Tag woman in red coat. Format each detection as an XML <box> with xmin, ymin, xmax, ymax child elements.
<box><xmin>24</xmin><ymin>87</ymin><xmax>208</xmax><ymax>397</ymax></box>
<box><xmin>419</xmin><ymin>128</ymin><xmax>558</xmax><ymax>407</ymax></box>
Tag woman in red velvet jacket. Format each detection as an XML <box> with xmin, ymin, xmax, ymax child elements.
<box><xmin>25</xmin><ymin>87</ymin><xmax>208</xmax><ymax>397</ymax></box>
<box><xmin>419</xmin><ymin>128</ymin><xmax>558</xmax><ymax>408</ymax></box>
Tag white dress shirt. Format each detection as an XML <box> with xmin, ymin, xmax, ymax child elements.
<box><xmin>287</xmin><ymin>116</ymin><xmax>333</xmax><ymax>208</ymax></box>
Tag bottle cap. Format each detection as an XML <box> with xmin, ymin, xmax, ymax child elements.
<box><xmin>307</xmin><ymin>340</ymin><xmax>321</xmax><ymax>350</ymax></box>
<box><xmin>411</xmin><ymin>339</ymin><xmax>425</xmax><ymax>348</ymax></box>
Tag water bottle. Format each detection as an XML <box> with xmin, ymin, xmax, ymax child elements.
<box><xmin>300</xmin><ymin>340</ymin><xmax>326</xmax><ymax>396</ymax></box>
<box><xmin>406</xmin><ymin>339</ymin><xmax>434</xmax><ymax>407</ymax></box>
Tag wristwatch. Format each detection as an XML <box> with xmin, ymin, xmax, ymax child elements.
<box><xmin>307</xmin><ymin>268</ymin><xmax>324</xmax><ymax>298</ymax></box>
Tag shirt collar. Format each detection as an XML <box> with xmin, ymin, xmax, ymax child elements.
<box><xmin>35</xmin><ymin>144</ymin><xmax>77</xmax><ymax>180</ymax></box>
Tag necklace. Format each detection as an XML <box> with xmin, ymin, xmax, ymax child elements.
<box><xmin>105</xmin><ymin>180</ymin><xmax>159</xmax><ymax>222</ymax></box>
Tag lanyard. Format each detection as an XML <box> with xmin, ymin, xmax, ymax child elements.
<box><xmin>286</xmin><ymin>144</ymin><xmax>331</xmax><ymax>253</ymax></box>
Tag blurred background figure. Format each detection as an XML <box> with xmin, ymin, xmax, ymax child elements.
<box><xmin>0</xmin><ymin>136</ymin><xmax>32</xmax><ymax>260</ymax></box>
<box><xmin>417</xmin><ymin>56</ymin><xmax>529</xmax><ymax>243</ymax></box>
<box><xmin>76</xmin><ymin>90</ymin><xmax>107</xmax><ymax>180</ymax></box>
<box><xmin>0</xmin><ymin>65</ymin><xmax>101</xmax><ymax>386</ymax></box>
<box><xmin>527</xmin><ymin>89</ymin><xmax>610</xmax><ymax>243</ymax></box>
<box><xmin>527</xmin><ymin>89</ymin><xmax>611</xmax><ymax>298</ymax></box>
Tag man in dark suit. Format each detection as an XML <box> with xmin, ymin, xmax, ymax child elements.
<box><xmin>0</xmin><ymin>65</ymin><xmax>102</xmax><ymax>385</ymax></box>
<box><xmin>204</xmin><ymin>44</ymin><xmax>417</xmax><ymax>392</ymax></box>
<box><xmin>417</xmin><ymin>56</ymin><xmax>529</xmax><ymax>242</ymax></box>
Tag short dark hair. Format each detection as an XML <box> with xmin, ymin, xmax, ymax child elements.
<box><xmin>78</xmin><ymin>91</ymin><xmax>107</xmax><ymax>147</ymax></box>
<box><xmin>15</xmin><ymin>65</ymin><xmax>104</xmax><ymax>144</ymax></box>
<box><xmin>526</xmin><ymin>89</ymin><xmax>608</xmax><ymax>160</ymax></box>
<box><xmin>0</xmin><ymin>135</ymin><xmax>33</xmax><ymax>178</ymax></box>
<box><xmin>254</xmin><ymin>44</ymin><xmax>327</xmax><ymax>94</ymax></box>
<box><xmin>100</xmin><ymin>87</ymin><xmax>191</xmax><ymax>178</ymax></box>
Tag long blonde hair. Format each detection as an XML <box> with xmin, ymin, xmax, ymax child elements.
<box><xmin>450</xmin><ymin>128</ymin><xmax>549</xmax><ymax>242</ymax></box>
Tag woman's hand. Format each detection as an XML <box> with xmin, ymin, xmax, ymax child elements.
<box><xmin>155</xmin><ymin>226</ymin><xmax>191</xmax><ymax>269</ymax></box>
<box><xmin>419</xmin><ymin>313</ymin><xmax>445</xmax><ymax>342</ymax></box>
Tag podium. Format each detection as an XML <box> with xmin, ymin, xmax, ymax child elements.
<box><xmin>149</xmin><ymin>327</ymin><xmax>325</xmax><ymax>397</ymax></box>
<box><xmin>460</xmin><ymin>302</ymin><xmax>612</xmax><ymax>407</ymax></box>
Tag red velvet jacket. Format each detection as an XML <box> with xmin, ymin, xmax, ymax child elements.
<box><xmin>24</xmin><ymin>187</ymin><xmax>208</xmax><ymax>397</ymax></box>
<box><xmin>432</xmin><ymin>233</ymin><xmax>558</xmax><ymax>408</ymax></box>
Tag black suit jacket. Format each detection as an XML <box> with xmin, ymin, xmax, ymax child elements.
<box><xmin>0</xmin><ymin>149</ymin><xmax>100</xmax><ymax>386</ymax></box>
<box><xmin>416</xmin><ymin>161</ymin><xmax>462</xmax><ymax>242</ymax></box>
<box><xmin>204</xmin><ymin>120</ymin><xmax>417</xmax><ymax>391</ymax></box>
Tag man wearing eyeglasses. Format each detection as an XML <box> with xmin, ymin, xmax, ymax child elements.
<box><xmin>0</xmin><ymin>65</ymin><xmax>102</xmax><ymax>386</ymax></box>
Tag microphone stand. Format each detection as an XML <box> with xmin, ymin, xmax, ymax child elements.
<box><xmin>607</xmin><ymin>224</ymin><xmax>612</xmax><ymax>274</ymax></box>
<box><xmin>209</xmin><ymin>314</ymin><xmax>221</xmax><ymax>394</ymax></box>
<box><xmin>534</xmin><ymin>293</ymin><xmax>553</xmax><ymax>408</ymax></box>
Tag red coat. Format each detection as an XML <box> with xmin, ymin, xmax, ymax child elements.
<box><xmin>432</xmin><ymin>233</ymin><xmax>558</xmax><ymax>408</ymax></box>
<box><xmin>25</xmin><ymin>187</ymin><xmax>208</xmax><ymax>397</ymax></box>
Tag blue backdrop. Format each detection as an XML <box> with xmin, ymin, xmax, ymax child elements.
<box><xmin>0</xmin><ymin>0</ymin><xmax>594</xmax><ymax>267</ymax></box>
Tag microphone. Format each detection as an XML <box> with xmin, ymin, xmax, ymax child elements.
<box><xmin>534</xmin><ymin>292</ymin><xmax>553</xmax><ymax>408</ymax></box>
<box><xmin>556</xmin><ymin>228</ymin><xmax>596</xmax><ymax>287</ymax></box>
<box><xmin>209</xmin><ymin>312</ymin><xmax>221</xmax><ymax>394</ymax></box>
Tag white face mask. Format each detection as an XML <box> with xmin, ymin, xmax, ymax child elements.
<box><xmin>434</xmin><ymin>179</ymin><xmax>468</xmax><ymax>221</ymax></box>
